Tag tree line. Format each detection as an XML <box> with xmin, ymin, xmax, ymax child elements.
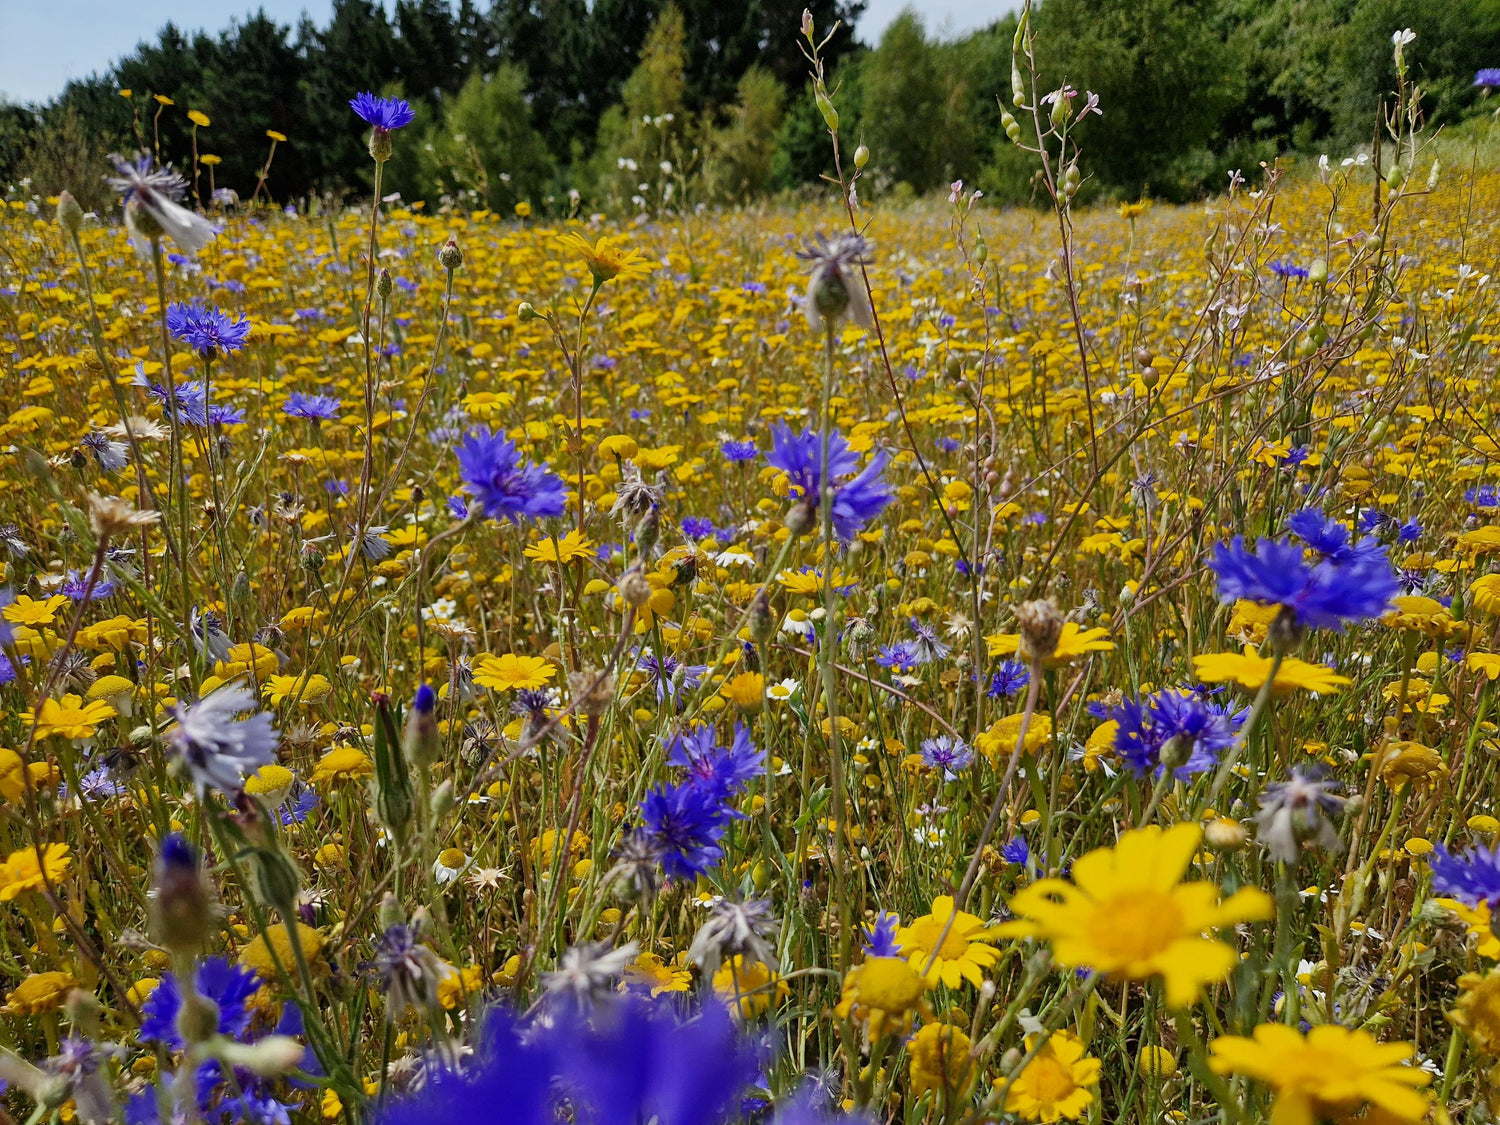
<box><xmin>3</xmin><ymin>0</ymin><xmax>1499</xmax><ymax>214</ymax></box>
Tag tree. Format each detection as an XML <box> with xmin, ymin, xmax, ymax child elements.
<box><xmin>703</xmin><ymin>65</ymin><xmax>787</xmax><ymax>200</ymax></box>
<box><xmin>860</xmin><ymin>11</ymin><xmax>947</xmax><ymax>191</ymax></box>
<box><xmin>420</xmin><ymin>66</ymin><xmax>554</xmax><ymax>208</ymax></box>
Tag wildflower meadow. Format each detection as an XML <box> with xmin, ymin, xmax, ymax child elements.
<box><xmin>5</xmin><ymin>11</ymin><xmax>1500</xmax><ymax>1125</ymax></box>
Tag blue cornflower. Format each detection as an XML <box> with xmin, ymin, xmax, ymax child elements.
<box><xmin>1000</xmin><ymin>836</ymin><xmax>1030</xmax><ymax>865</ymax></box>
<box><xmin>1268</xmin><ymin>260</ymin><xmax>1310</xmax><ymax>280</ymax></box>
<box><xmin>279</xmin><ymin>785</ymin><xmax>320</xmax><ymax>826</ymax></box>
<box><xmin>1428</xmin><ymin>843</ymin><xmax>1500</xmax><ymax>907</ymax></box>
<box><xmin>765</xmin><ymin>425</ymin><xmax>893</xmax><ymax>540</ymax></box>
<box><xmin>1467</xmin><ymin>485</ymin><xmax>1500</xmax><ymax>508</ymax></box>
<box><xmin>133</xmin><ymin>369</ymin><xmax>209</xmax><ymax>426</ymax></box>
<box><xmin>140</xmin><ymin>956</ymin><xmax>260</xmax><ymax>1049</ymax></box>
<box><xmin>349</xmin><ymin>92</ymin><xmax>416</xmax><ymax>132</ymax></box>
<box><xmin>919</xmin><ymin>735</ymin><xmax>972</xmax><ymax>780</ymax></box>
<box><xmin>82</xmin><ymin>430</ymin><xmax>129</xmax><ymax>471</ymax></box>
<box><xmin>454</xmin><ymin>427</ymin><xmax>567</xmax><ymax>524</ymax></box>
<box><xmin>875</xmin><ymin>641</ymin><xmax>925</xmax><ymax>674</ymax></box>
<box><xmin>283</xmin><ymin>392</ymin><xmax>342</xmax><ymax>422</ymax></box>
<box><xmin>721</xmin><ymin>439</ymin><xmax>759</xmax><ymax>462</ymax></box>
<box><xmin>681</xmin><ymin>516</ymin><xmax>716</xmax><ymax>540</ymax></box>
<box><xmin>665</xmin><ymin>723</ymin><xmax>760</xmax><ymax>800</ymax></box>
<box><xmin>1398</xmin><ymin>518</ymin><xmax>1422</xmax><ymax>543</ymax></box>
<box><xmin>861</xmin><ymin>911</ymin><xmax>903</xmax><ymax>957</ymax></box>
<box><xmin>1476</xmin><ymin>68</ymin><xmax>1500</xmax><ymax>88</ymax></box>
<box><xmin>166</xmin><ymin>684</ymin><xmax>278</xmax><ymax>795</ymax></box>
<box><xmin>1286</xmin><ymin>508</ymin><xmax>1356</xmax><ymax>560</ymax></box>
<box><xmin>635</xmin><ymin>649</ymin><xmax>706</xmax><ymax>704</ymax></box>
<box><xmin>1111</xmin><ymin>689</ymin><xmax>1246</xmax><ymax>779</ymax></box>
<box><xmin>1208</xmin><ymin>534</ymin><xmax>1398</xmax><ymax>630</ymax></box>
<box><xmin>986</xmin><ymin>660</ymin><xmax>1030</xmax><ymax>698</ymax></box>
<box><xmin>62</xmin><ymin>568</ymin><xmax>115</xmax><ymax>602</ymax></box>
<box><xmin>907</xmin><ymin>617</ymin><xmax>951</xmax><ymax>662</ymax></box>
<box><xmin>637</xmin><ymin>781</ymin><xmax>729</xmax><ymax>880</ymax></box>
<box><xmin>165</xmin><ymin>301</ymin><xmax>251</xmax><ymax>357</ymax></box>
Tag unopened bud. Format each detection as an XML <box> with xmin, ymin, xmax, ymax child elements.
<box><xmin>853</xmin><ymin>144</ymin><xmax>869</xmax><ymax>169</ymax></box>
<box><xmin>403</xmin><ymin>682</ymin><xmax>439</xmax><ymax>767</ymax></box>
<box><xmin>975</xmin><ymin>233</ymin><xmax>988</xmax><ymax>263</ymax></box>
<box><xmin>619</xmin><ymin>568</ymin><xmax>653</xmax><ymax>608</ymax></box>
<box><xmin>635</xmin><ymin>506</ymin><xmax>660</xmax><ymax>557</ymax></box>
<box><xmin>151</xmin><ymin>833</ymin><xmax>212</xmax><ymax>954</ymax></box>
<box><xmin>1309</xmin><ymin>258</ymin><xmax>1328</xmax><ymax>283</ymax></box>
<box><xmin>1267</xmin><ymin>605</ymin><xmax>1305</xmax><ymax>656</ymax></box>
<box><xmin>376</xmin><ymin>268</ymin><xmax>393</xmax><ymax>300</ymax></box>
<box><xmin>215</xmin><ymin>1036</ymin><xmax>307</xmax><ymax>1077</ymax></box>
<box><xmin>785</xmin><ymin>498</ymin><xmax>818</xmax><ymax>537</ymax></box>
<box><xmin>176</xmin><ymin>991</ymin><xmax>220</xmax><ymax>1046</ymax></box>
<box><xmin>801</xmin><ymin>8</ymin><xmax>814</xmax><ymax>41</ymax></box>
<box><xmin>379</xmin><ymin>891</ymin><xmax>405</xmax><ymax>930</ymax></box>
<box><xmin>748</xmin><ymin>594</ymin><xmax>775</xmax><ymax>645</ymax></box>
<box><xmin>1049</xmin><ymin>90</ymin><xmax>1070</xmax><ymax>130</ymax></box>
<box><xmin>1015</xmin><ymin>599</ymin><xmax>1064</xmax><ymax>666</ymax></box>
<box><xmin>517</xmin><ymin>301</ymin><xmax>542</xmax><ymax>321</ymax></box>
<box><xmin>1205</xmin><ymin>817</ymin><xmax>1248</xmax><ymax>852</ymax></box>
<box><xmin>438</xmin><ymin>237</ymin><xmax>463</xmax><ymax>271</ymax></box>
<box><xmin>57</xmin><ymin>191</ymin><xmax>84</xmax><ymax>235</ymax></box>
<box><xmin>815</xmin><ymin>88</ymin><xmax>839</xmax><ymax>133</ymax></box>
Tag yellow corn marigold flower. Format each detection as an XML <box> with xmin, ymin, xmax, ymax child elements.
<box><xmin>834</xmin><ymin>955</ymin><xmax>929</xmax><ymax>1040</ymax></box>
<box><xmin>1450</xmin><ymin>969</ymin><xmax>1500</xmax><ymax>1055</ymax></box>
<box><xmin>997</xmin><ymin>1030</ymin><xmax>1101</xmax><ymax>1122</ymax></box>
<box><xmin>438</xmin><ymin>965</ymin><xmax>484</xmax><ymax>1009</ymax></box>
<box><xmin>1468</xmin><ymin>651</ymin><xmax>1500</xmax><ymax>680</ymax></box>
<box><xmin>712</xmin><ymin>955</ymin><xmax>787</xmax><ymax>1019</ymax></box>
<box><xmin>1434</xmin><ymin>897</ymin><xmax>1500</xmax><ymax>958</ymax></box>
<box><xmin>907</xmin><ymin>1022</ymin><xmax>976</xmax><ymax>1102</ymax></box>
<box><xmin>986</xmin><ymin>623</ymin><xmax>1114</xmax><ymax>668</ymax></box>
<box><xmin>474</xmin><ymin>653</ymin><xmax>556</xmax><ymax>691</ymax></box>
<box><xmin>1207</xmin><ymin>1023</ymin><xmax>1432</xmax><ymax>1125</ymax></box>
<box><xmin>188</xmin><ymin>110</ymin><xmax>210</xmax><ymax>127</ymax></box>
<box><xmin>623</xmin><ymin>951</ymin><xmax>692</xmax><ymax>997</ymax></box>
<box><xmin>1137</xmin><ymin>1044</ymin><xmax>1177</xmax><ymax>1078</ymax></box>
<box><xmin>263</xmin><ymin>672</ymin><xmax>332</xmax><ymax>706</ymax></box>
<box><xmin>5</xmin><ymin>970</ymin><xmax>79</xmax><ymax>1014</ymax></box>
<box><xmin>531</xmin><ymin>828</ymin><xmax>589</xmax><ymax>866</ymax></box>
<box><xmin>598</xmin><ymin>434</ymin><xmax>638</xmax><ymax>460</ymax></box>
<box><xmin>720</xmin><ymin>670</ymin><xmax>765</xmax><ymax>713</ymax></box>
<box><xmin>240</xmin><ymin>922</ymin><xmax>325</xmax><ymax>980</ymax></box>
<box><xmin>1470</xmin><ymin>573</ymin><xmax>1500</xmax><ymax>616</ymax></box>
<box><xmin>217</xmin><ymin>642</ymin><xmax>279</xmax><ymax>681</ymax></box>
<box><xmin>1377</xmin><ymin>740</ymin><xmax>1445</xmax><ymax>791</ymax></box>
<box><xmin>1383</xmin><ymin>595</ymin><xmax>1461</xmax><ymax>637</ymax></box>
<box><xmin>1228</xmin><ymin>598</ymin><xmax>1281</xmax><ymax>645</ymax></box>
<box><xmin>22</xmin><ymin>694</ymin><xmax>116</xmax><ymax>741</ymax></box>
<box><xmin>896</xmin><ymin>895</ymin><xmax>1000</xmax><ymax>988</ymax></box>
<box><xmin>557</xmin><ymin>232</ymin><xmax>656</xmax><ymax>284</ymax></box>
<box><xmin>3</xmin><ymin>594</ymin><xmax>67</xmax><ymax>626</ymax></box>
<box><xmin>524</xmin><ymin>529</ymin><xmax>595</xmax><ymax>565</ymax></box>
<box><xmin>0</xmin><ymin>748</ymin><xmax>57</xmax><ymax>802</ymax></box>
<box><xmin>975</xmin><ymin>713</ymin><xmax>1052</xmax><ymax>761</ymax></box>
<box><xmin>999</xmin><ymin>823</ymin><xmax>1272</xmax><ymax>1008</ymax></box>
<box><xmin>1193</xmin><ymin>648</ymin><xmax>1351</xmax><ymax>695</ymax></box>
<box><xmin>0</xmin><ymin>843</ymin><xmax>72</xmax><ymax>900</ymax></box>
<box><xmin>310</xmin><ymin>745</ymin><xmax>373</xmax><ymax>784</ymax></box>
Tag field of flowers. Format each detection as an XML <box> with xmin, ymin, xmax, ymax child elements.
<box><xmin>5</xmin><ymin>23</ymin><xmax>1500</xmax><ymax>1125</ymax></box>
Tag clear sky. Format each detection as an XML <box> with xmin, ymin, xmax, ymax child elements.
<box><xmin>0</xmin><ymin>0</ymin><xmax>1007</xmax><ymax>106</ymax></box>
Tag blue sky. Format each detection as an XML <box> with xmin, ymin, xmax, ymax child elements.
<box><xmin>0</xmin><ymin>0</ymin><xmax>1006</xmax><ymax>106</ymax></box>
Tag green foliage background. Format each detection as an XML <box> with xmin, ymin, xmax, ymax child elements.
<box><xmin>3</xmin><ymin>0</ymin><xmax>1499</xmax><ymax>212</ymax></box>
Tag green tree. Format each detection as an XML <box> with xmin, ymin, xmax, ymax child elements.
<box><xmin>702</xmin><ymin>65</ymin><xmax>787</xmax><ymax>200</ymax></box>
<box><xmin>860</xmin><ymin>11</ymin><xmax>947</xmax><ymax>191</ymax></box>
<box><xmin>590</xmin><ymin>4</ymin><xmax>690</xmax><ymax>208</ymax></box>
<box><xmin>420</xmin><ymin>66</ymin><xmax>554</xmax><ymax>208</ymax></box>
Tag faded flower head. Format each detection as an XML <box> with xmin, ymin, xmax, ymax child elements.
<box><xmin>796</xmin><ymin>233</ymin><xmax>873</xmax><ymax>331</ymax></box>
<box><xmin>1253</xmin><ymin>766</ymin><xmax>1345</xmax><ymax>863</ymax></box>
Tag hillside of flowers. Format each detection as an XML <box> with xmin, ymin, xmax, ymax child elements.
<box><xmin>3</xmin><ymin>16</ymin><xmax>1500</xmax><ymax>1125</ymax></box>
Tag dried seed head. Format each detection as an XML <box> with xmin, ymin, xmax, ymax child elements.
<box><xmin>86</xmin><ymin>493</ymin><xmax>160</xmax><ymax>540</ymax></box>
<box><xmin>1014</xmin><ymin>599</ymin><xmax>1064</xmax><ymax>665</ymax></box>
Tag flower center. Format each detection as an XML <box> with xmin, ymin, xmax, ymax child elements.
<box><xmin>1090</xmin><ymin>892</ymin><xmax>1183</xmax><ymax>963</ymax></box>
<box><xmin>1027</xmin><ymin>1056</ymin><xmax>1079</xmax><ymax>1103</ymax></box>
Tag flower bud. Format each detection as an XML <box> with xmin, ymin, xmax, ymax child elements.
<box><xmin>854</xmin><ymin>144</ymin><xmax>869</xmax><ymax>169</ymax></box>
<box><xmin>250</xmin><ymin>843</ymin><xmax>301</xmax><ymax>914</ymax></box>
<box><xmin>635</xmin><ymin>505</ymin><xmax>660</xmax><ymax>557</ymax></box>
<box><xmin>176</xmin><ymin>991</ymin><xmax>221</xmax><ymax>1046</ymax></box>
<box><xmin>376</xmin><ymin>268</ymin><xmax>393</xmax><ymax>300</ymax></box>
<box><xmin>379</xmin><ymin>891</ymin><xmax>405</xmax><ymax>930</ymax></box>
<box><xmin>403</xmin><ymin>682</ymin><xmax>439</xmax><ymax>767</ymax></box>
<box><xmin>974</xmin><ymin>234</ymin><xmax>987</xmax><ymax>263</ymax></box>
<box><xmin>619</xmin><ymin>568</ymin><xmax>653</xmax><ymax>608</ymax></box>
<box><xmin>57</xmin><ymin>191</ymin><xmax>84</xmax><ymax>235</ymax></box>
<box><xmin>1204</xmin><ymin>816</ymin><xmax>1247</xmax><ymax>852</ymax></box>
<box><xmin>1267</xmin><ymin>605</ymin><xmax>1306</xmax><ymax>656</ymax></box>
<box><xmin>1309</xmin><ymin>258</ymin><xmax>1328</xmax><ymax>283</ymax></box>
<box><xmin>815</xmin><ymin>87</ymin><xmax>839</xmax><ymax>132</ymax></box>
<box><xmin>368</xmin><ymin>128</ymin><xmax>394</xmax><ymax>164</ymax></box>
<box><xmin>438</xmin><ymin>237</ymin><xmax>463</xmax><ymax>271</ymax></box>
<box><xmin>151</xmin><ymin>833</ymin><xmax>212</xmax><ymax>954</ymax></box>
<box><xmin>748</xmin><ymin>594</ymin><xmax>775</xmax><ymax>645</ymax></box>
<box><xmin>518</xmin><ymin>301</ymin><xmax>542</xmax><ymax>321</ymax></box>
<box><xmin>429</xmin><ymin>778</ymin><xmax>455</xmax><ymax>820</ymax></box>
<box><xmin>1049</xmin><ymin>90</ymin><xmax>1070</xmax><ymax>130</ymax></box>
<box><xmin>801</xmin><ymin>8</ymin><xmax>814</xmax><ymax>41</ymax></box>
<box><xmin>1015</xmin><ymin>599</ymin><xmax>1063</xmax><ymax>666</ymax></box>
<box><xmin>785</xmin><ymin>498</ymin><xmax>818</xmax><ymax>537</ymax></box>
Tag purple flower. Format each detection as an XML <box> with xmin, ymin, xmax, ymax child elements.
<box><xmin>1428</xmin><ymin>843</ymin><xmax>1500</xmax><ymax>907</ymax></box>
<box><xmin>638</xmin><ymin>781</ymin><xmax>729</xmax><ymax>880</ymax></box>
<box><xmin>919</xmin><ymin>735</ymin><xmax>972</xmax><ymax>780</ymax></box>
<box><xmin>349</xmin><ymin>92</ymin><xmax>416</xmax><ymax>132</ymax></box>
<box><xmin>1110</xmin><ymin>689</ymin><xmax>1245</xmax><ymax>779</ymax></box>
<box><xmin>721</xmin><ymin>440</ymin><xmax>759</xmax><ymax>462</ymax></box>
<box><xmin>1208</xmin><ymin>534</ymin><xmax>1398</xmax><ymax>630</ymax></box>
<box><xmin>766</xmin><ymin>425</ymin><xmax>893</xmax><ymax>540</ymax></box>
<box><xmin>635</xmin><ymin>650</ymin><xmax>706</xmax><ymax>705</ymax></box>
<box><xmin>106</xmin><ymin>152</ymin><xmax>219</xmax><ymax>259</ymax></box>
<box><xmin>165</xmin><ymin>300</ymin><xmax>251</xmax><ymax>357</ymax></box>
<box><xmin>454</xmin><ymin>427</ymin><xmax>567</xmax><ymax>524</ymax></box>
<box><xmin>666</xmin><ymin>723</ymin><xmax>760</xmax><ymax>800</ymax></box>
<box><xmin>166</xmin><ymin>685</ymin><xmax>278</xmax><ymax>795</ymax></box>
<box><xmin>986</xmin><ymin>660</ymin><xmax>1029</xmax><ymax>698</ymax></box>
<box><xmin>1000</xmin><ymin>836</ymin><xmax>1030</xmax><ymax>865</ymax></box>
<box><xmin>875</xmin><ymin>641</ymin><xmax>925</xmax><ymax>674</ymax></box>
<box><xmin>1476</xmin><ymin>68</ymin><xmax>1500</xmax><ymax>88</ymax></box>
<box><xmin>861</xmin><ymin>911</ymin><xmax>903</xmax><ymax>957</ymax></box>
<box><xmin>283</xmin><ymin>392</ymin><xmax>342</xmax><ymax>422</ymax></box>
<box><xmin>1268</xmin><ymin>260</ymin><xmax>1309</xmax><ymax>280</ymax></box>
<box><xmin>140</xmin><ymin>957</ymin><xmax>260</xmax><ymax>1049</ymax></box>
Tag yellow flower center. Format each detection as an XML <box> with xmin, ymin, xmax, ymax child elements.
<box><xmin>1090</xmin><ymin>891</ymin><xmax>1182</xmax><ymax>962</ymax></box>
<box><xmin>906</xmin><ymin>915</ymin><xmax>971</xmax><ymax>961</ymax></box>
<box><xmin>1026</xmin><ymin>1055</ymin><xmax>1079</xmax><ymax>1103</ymax></box>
